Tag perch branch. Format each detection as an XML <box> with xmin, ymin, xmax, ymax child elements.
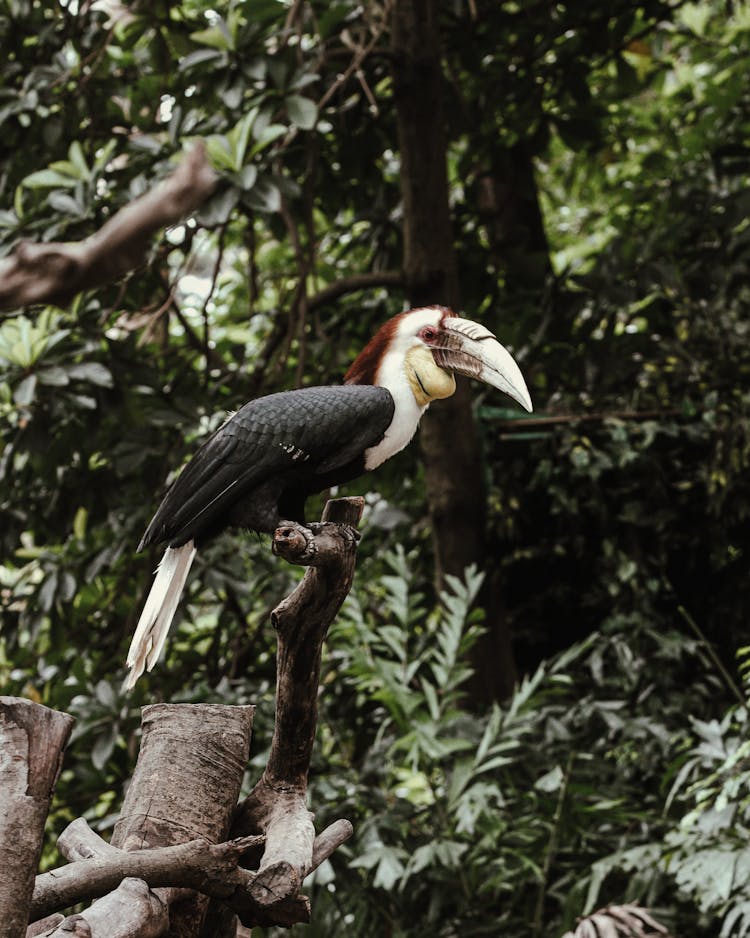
<box><xmin>0</xmin><ymin>144</ymin><xmax>216</xmax><ymax>311</ymax></box>
<box><xmin>232</xmin><ymin>497</ymin><xmax>364</xmax><ymax>926</ymax></box>
<box><xmin>29</xmin><ymin>818</ymin><xmax>350</xmax><ymax>926</ymax></box>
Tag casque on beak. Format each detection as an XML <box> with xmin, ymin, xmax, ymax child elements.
<box><xmin>430</xmin><ymin>316</ymin><xmax>533</xmax><ymax>413</ymax></box>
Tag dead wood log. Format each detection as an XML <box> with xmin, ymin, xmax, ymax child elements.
<box><xmin>0</xmin><ymin>697</ymin><xmax>74</xmax><ymax>938</ymax></box>
<box><xmin>33</xmin><ymin>704</ymin><xmax>254</xmax><ymax>938</ymax></box>
<box><xmin>25</xmin><ymin>914</ymin><xmax>64</xmax><ymax>937</ymax></box>
<box><xmin>229</xmin><ymin>496</ymin><xmax>363</xmax><ymax>927</ymax></box>
<box><xmin>0</xmin><ymin>144</ymin><xmax>216</xmax><ymax>312</ymax></box>
<box><xmin>29</xmin><ymin>830</ymin><xmax>264</xmax><ymax>920</ymax></box>
<box><xmin>28</xmin><ymin>814</ymin><xmax>349</xmax><ymax>934</ymax></box>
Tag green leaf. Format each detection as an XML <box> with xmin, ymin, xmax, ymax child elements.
<box><xmin>286</xmin><ymin>94</ymin><xmax>317</xmax><ymax>131</ymax></box>
<box><xmin>535</xmin><ymin>765</ymin><xmax>564</xmax><ymax>793</ymax></box>
<box><xmin>205</xmin><ymin>135</ymin><xmax>237</xmax><ymax>172</ymax></box>
<box><xmin>13</xmin><ymin>374</ymin><xmax>37</xmax><ymax>406</ymax></box>
<box><xmin>66</xmin><ymin>362</ymin><xmax>113</xmax><ymax>387</ymax></box>
<box><xmin>248</xmin><ymin>123</ymin><xmax>287</xmax><ymax>158</ymax></box>
<box><xmin>91</xmin><ymin>727</ymin><xmax>116</xmax><ymax>771</ymax></box>
<box><xmin>179</xmin><ymin>48</ymin><xmax>224</xmax><ymax>71</ymax></box>
<box><xmin>73</xmin><ymin>506</ymin><xmax>88</xmax><ymax>540</ymax></box>
<box><xmin>227</xmin><ymin>110</ymin><xmax>257</xmax><ymax>171</ymax></box>
<box><xmin>21</xmin><ymin>168</ymin><xmax>78</xmax><ymax>189</ymax></box>
<box><xmin>242</xmin><ymin>177</ymin><xmax>281</xmax><ymax>213</ymax></box>
<box><xmin>68</xmin><ymin>140</ymin><xmax>91</xmax><ymax>180</ymax></box>
<box><xmin>190</xmin><ymin>20</ymin><xmax>235</xmax><ymax>52</ymax></box>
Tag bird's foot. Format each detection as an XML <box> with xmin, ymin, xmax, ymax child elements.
<box><xmin>272</xmin><ymin>520</ymin><xmax>361</xmax><ymax>565</ymax></box>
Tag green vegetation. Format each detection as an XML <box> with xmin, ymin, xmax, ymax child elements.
<box><xmin>2</xmin><ymin>0</ymin><xmax>750</xmax><ymax>933</ymax></box>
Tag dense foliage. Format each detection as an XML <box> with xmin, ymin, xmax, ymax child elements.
<box><xmin>2</xmin><ymin>0</ymin><xmax>750</xmax><ymax>934</ymax></box>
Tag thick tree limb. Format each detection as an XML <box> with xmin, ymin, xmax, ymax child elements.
<box><xmin>0</xmin><ymin>144</ymin><xmax>216</xmax><ymax>311</ymax></box>
<box><xmin>0</xmin><ymin>697</ymin><xmax>74</xmax><ymax>938</ymax></box>
<box><xmin>42</xmin><ymin>879</ymin><xmax>169</xmax><ymax>938</ymax></box>
<box><xmin>232</xmin><ymin>497</ymin><xmax>363</xmax><ymax>926</ymax></box>
<box><xmin>36</xmin><ymin>824</ymin><xmax>169</xmax><ymax>938</ymax></box>
<box><xmin>29</xmin><ymin>704</ymin><xmax>255</xmax><ymax>938</ymax></box>
<box><xmin>26</xmin><ymin>914</ymin><xmax>64</xmax><ymax>937</ymax></box>
<box><xmin>30</xmin><ymin>834</ymin><xmax>264</xmax><ymax>920</ymax></box>
<box><xmin>28</xmin><ymin>814</ymin><xmax>350</xmax><ymax>926</ymax></box>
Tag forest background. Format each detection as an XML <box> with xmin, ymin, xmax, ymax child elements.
<box><xmin>2</xmin><ymin>0</ymin><xmax>750</xmax><ymax>935</ymax></box>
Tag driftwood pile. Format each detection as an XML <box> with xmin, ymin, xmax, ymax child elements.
<box><xmin>2</xmin><ymin>498</ymin><xmax>363</xmax><ymax>938</ymax></box>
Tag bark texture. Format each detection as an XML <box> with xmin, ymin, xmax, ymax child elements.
<box><xmin>111</xmin><ymin>703</ymin><xmax>254</xmax><ymax>938</ymax></box>
<box><xmin>391</xmin><ymin>0</ymin><xmax>519</xmax><ymax>702</ymax></box>
<box><xmin>30</xmin><ymin>829</ymin><xmax>263</xmax><ymax>920</ymax></box>
<box><xmin>0</xmin><ymin>697</ymin><xmax>74</xmax><ymax>938</ymax></box>
<box><xmin>30</xmin><ymin>704</ymin><xmax>254</xmax><ymax>938</ymax></box>
<box><xmin>231</xmin><ymin>498</ymin><xmax>362</xmax><ymax>926</ymax></box>
<box><xmin>390</xmin><ymin>0</ymin><xmax>485</xmax><ymax>585</ymax></box>
<box><xmin>21</xmin><ymin>503</ymin><xmax>359</xmax><ymax>934</ymax></box>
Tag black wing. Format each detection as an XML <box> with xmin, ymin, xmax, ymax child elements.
<box><xmin>139</xmin><ymin>385</ymin><xmax>394</xmax><ymax>549</ymax></box>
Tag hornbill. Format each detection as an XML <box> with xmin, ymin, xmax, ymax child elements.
<box><xmin>125</xmin><ymin>306</ymin><xmax>532</xmax><ymax>689</ymax></box>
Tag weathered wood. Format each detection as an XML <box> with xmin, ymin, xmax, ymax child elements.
<box><xmin>0</xmin><ymin>697</ymin><xmax>74</xmax><ymax>938</ymax></box>
<box><xmin>43</xmin><ymin>880</ymin><xmax>168</xmax><ymax>938</ymax></box>
<box><xmin>39</xmin><ymin>818</ymin><xmax>168</xmax><ymax>938</ymax></box>
<box><xmin>266</xmin><ymin>497</ymin><xmax>364</xmax><ymax>787</ymax></box>
<box><xmin>33</xmin><ymin>704</ymin><xmax>254</xmax><ymax>938</ymax></box>
<box><xmin>24</xmin><ymin>499</ymin><xmax>360</xmax><ymax>934</ymax></box>
<box><xmin>231</xmin><ymin>497</ymin><xmax>363</xmax><ymax>926</ymax></box>
<box><xmin>113</xmin><ymin>704</ymin><xmax>254</xmax><ymax>938</ymax></box>
<box><xmin>0</xmin><ymin>144</ymin><xmax>216</xmax><ymax>312</ymax></box>
<box><xmin>30</xmin><ymin>833</ymin><xmax>264</xmax><ymax>920</ymax></box>
<box><xmin>25</xmin><ymin>913</ymin><xmax>64</xmax><ymax>937</ymax></box>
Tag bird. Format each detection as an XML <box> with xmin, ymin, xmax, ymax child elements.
<box><xmin>124</xmin><ymin>305</ymin><xmax>532</xmax><ymax>689</ymax></box>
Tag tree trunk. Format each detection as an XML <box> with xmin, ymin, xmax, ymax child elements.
<box><xmin>0</xmin><ymin>697</ymin><xmax>74</xmax><ymax>938</ymax></box>
<box><xmin>391</xmin><ymin>0</ymin><xmax>518</xmax><ymax>702</ymax></box>
<box><xmin>476</xmin><ymin>142</ymin><xmax>553</xmax><ymax>290</ymax></box>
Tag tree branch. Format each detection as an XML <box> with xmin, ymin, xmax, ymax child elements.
<box><xmin>232</xmin><ymin>498</ymin><xmax>363</xmax><ymax>926</ymax></box>
<box><xmin>307</xmin><ymin>269</ymin><xmax>404</xmax><ymax>311</ymax></box>
<box><xmin>30</xmin><ymin>835</ymin><xmax>264</xmax><ymax>921</ymax></box>
<box><xmin>493</xmin><ymin>408</ymin><xmax>683</xmax><ymax>433</ymax></box>
<box><xmin>29</xmin><ymin>704</ymin><xmax>254</xmax><ymax>938</ymax></box>
<box><xmin>23</xmin><ymin>502</ymin><xmax>360</xmax><ymax>934</ymax></box>
<box><xmin>28</xmin><ymin>817</ymin><xmax>351</xmax><ymax>926</ymax></box>
<box><xmin>0</xmin><ymin>144</ymin><xmax>217</xmax><ymax>311</ymax></box>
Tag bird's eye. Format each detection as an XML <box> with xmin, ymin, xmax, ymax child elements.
<box><xmin>420</xmin><ymin>326</ymin><xmax>437</xmax><ymax>341</ymax></box>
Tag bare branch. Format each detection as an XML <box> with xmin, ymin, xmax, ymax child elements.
<box><xmin>307</xmin><ymin>269</ymin><xmax>404</xmax><ymax>311</ymax></box>
<box><xmin>30</xmin><ymin>835</ymin><xmax>264</xmax><ymax>920</ymax></box>
<box><xmin>232</xmin><ymin>498</ymin><xmax>363</xmax><ymax>926</ymax></box>
<box><xmin>0</xmin><ymin>144</ymin><xmax>217</xmax><ymax>311</ymax></box>
<box><xmin>29</xmin><ymin>704</ymin><xmax>255</xmax><ymax>938</ymax></box>
<box><xmin>310</xmin><ymin>819</ymin><xmax>354</xmax><ymax>872</ymax></box>
<box><xmin>494</xmin><ymin>408</ymin><xmax>683</xmax><ymax>435</ymax></box>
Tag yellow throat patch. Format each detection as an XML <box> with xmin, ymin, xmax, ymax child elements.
<box><xmin>405</xmin><ymin>345</ymin><xmax>457</xmax><ymax>407</ymax></box>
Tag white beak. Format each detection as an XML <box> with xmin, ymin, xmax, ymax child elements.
<box><xmin>431</xmin><ymin>317</ymin><xmax>533</xmax><ymax>413</ymax></box>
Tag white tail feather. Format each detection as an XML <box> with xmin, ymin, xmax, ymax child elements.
<box><xmin>124</xmin><ymin>542</ymin><xmax>197</xmax><ymax>691</ymax></box>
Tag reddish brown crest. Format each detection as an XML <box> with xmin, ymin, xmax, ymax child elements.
<box><xmin>344</xmin><ymin>307</ymin><xmax>455</xmax><ymax>385</ymax></box>
<box><xmin>344</xmin><ymin>312</ymin><xmax>409</xmax><ymax>385</ymax></box>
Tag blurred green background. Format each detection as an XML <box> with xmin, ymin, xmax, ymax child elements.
<box><xmin>2</xmin><ymin>1</ymin><xmax>750</xmax><ymax>934</ymax></box>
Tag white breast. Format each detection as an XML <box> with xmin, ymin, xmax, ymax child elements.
<box><xmin>363</xmin><ymin>345</ymin><xmax>428</xmax><ymax>470</ymax></box>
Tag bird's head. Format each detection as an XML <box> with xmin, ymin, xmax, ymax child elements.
<box><xmin>345</xmin><ymin>306</ymin><xmax>532</xmax><ymax>412</ymax></box>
